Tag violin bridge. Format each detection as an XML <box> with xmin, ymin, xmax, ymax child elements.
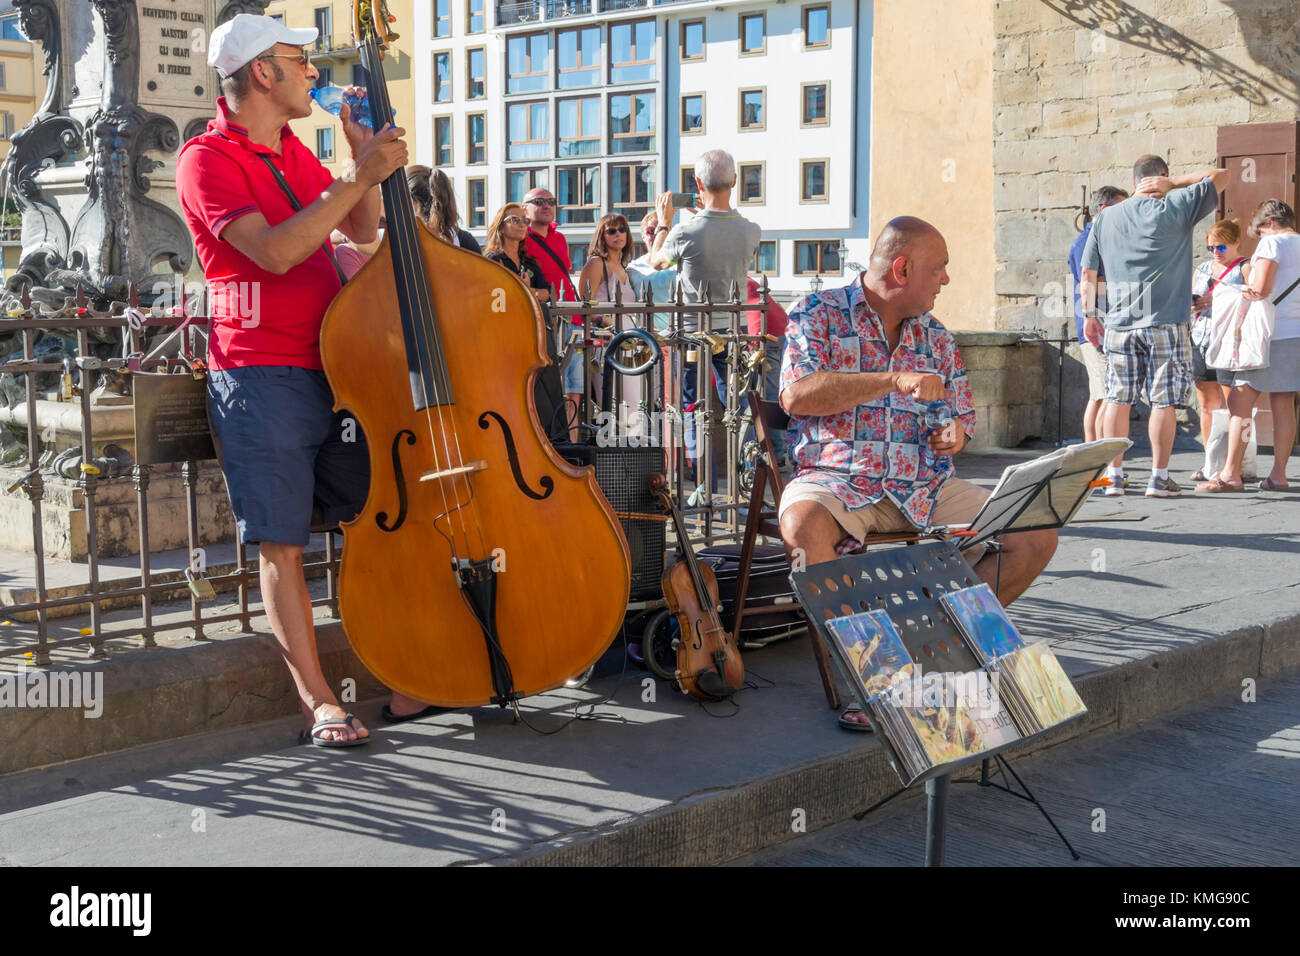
<box><xmin>419</xmin><ymin>460</ymin><xmax>488</xmax><ymax>482</ymax></box>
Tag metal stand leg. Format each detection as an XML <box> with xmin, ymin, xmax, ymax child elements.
<box><xmin>961</xmin><ymin>755</ymin><xmax>1081</xmax><ymax>861</ymax></box>
<box><xmin>924</xmin><ymin>774</ymin><xmax>950</xmax><ymax>867</ymax></box>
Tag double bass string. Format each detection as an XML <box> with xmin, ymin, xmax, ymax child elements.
<box><xmin>364</xmin><ymin>31</ymin><xmax>489</xmax><ymax>563</ymax></box>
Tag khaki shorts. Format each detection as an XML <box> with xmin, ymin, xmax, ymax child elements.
<box><xmin>1081</xmin><ymin>341</ymin><xmax>1107</xmax><ymax>403</ymax></box>
<box><xmin>779</xmin><ymin>477</ymin><xmax>989</xmax><ymax>550</ymax></box>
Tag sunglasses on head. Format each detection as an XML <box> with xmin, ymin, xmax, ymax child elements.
<box><xmin>604</xmin><ymin>225</ymin><xmax>628</xmax><ymax>234</ymax></box>
<box><xmin>1207</xmin><ymin>244</ymin><xmax>1228</xmax><ymax>253</ymax></box>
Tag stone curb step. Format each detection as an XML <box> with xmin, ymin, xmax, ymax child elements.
<box><xmin>507</xmin><ymin>618</ymin><xmax>1300</xmax><ymax>866</ymax></box>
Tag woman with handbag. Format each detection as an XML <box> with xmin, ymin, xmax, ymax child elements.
<box><xmin>1188</xmin><ymin>220</ymin><xmax>1248</xmax><ymax>480</ymax></box>
<box><xmin>1198</xmin><ymin>199</ymin><xmax>1300</xmax><ymax>492</ymax></box>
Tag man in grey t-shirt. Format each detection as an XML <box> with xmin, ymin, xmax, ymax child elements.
<box><xmin>1080</xmin><ymin>155</ymin><xmax>1226</xmax><ymax>498</ymax></box>
<box><xmin>649</xmin><ymin>149</ymin><xmax>761</xmax><ymax>474</ymax></box>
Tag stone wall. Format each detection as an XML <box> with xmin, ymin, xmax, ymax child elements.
<box><xmin>954</xmin><ymin>331</ymin><xmax>1046</xmax><ymax>449</ymax></box>
<box><xmin>993</xmin><ymin>0</ymin><xmax>1300</xmax><ymax>333</ymax></box>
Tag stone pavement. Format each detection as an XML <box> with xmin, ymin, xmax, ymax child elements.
<box><xmin>1</xmin><ymin>440</ymin><xmax>1298</xmax><ymax>866</ymax></box>
<box><xmin>733</xmin><ymin>673</ymin><xmax>1300</xmax><ymax>867</ymax></box>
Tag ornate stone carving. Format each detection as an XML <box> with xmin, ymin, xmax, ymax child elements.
<box><xmin>216</xmin><ymin>0</ymin><xmax>271</xmax><ymax>26</ymax></box>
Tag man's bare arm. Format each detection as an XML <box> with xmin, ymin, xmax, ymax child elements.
<box><xmin>339</xmin><ymin>185</ymin><xmax>383</xmax><ymax>245</ymax></box>
<box><xmin>222</xmin><ymin>125</ymin><xmax>406</xmax><ymax>275</ymax></box>
<box><xmin>781</xmin><ymin>370</ymin><xmax>942</xmax><ymax>416</ymax></box>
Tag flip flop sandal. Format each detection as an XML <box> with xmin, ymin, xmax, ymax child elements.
<box><xmin>1195</xmin><ymin>477</ymin><xmax>1246</xmax><ymax>493</ymax></box>
<box><xmin>1259</xmin><ymin>478</ymin><xmax>1291</xmax><ymax>491</ymax></box>
<box><xmin>838</xmin><ymin>705</ymin><xmax>874</xmax><ymax>733</ymax></box>
<box><xmin>306</xmin><ymin>713</ymin><xmax>371</xmax><ymax>747</ymax></box>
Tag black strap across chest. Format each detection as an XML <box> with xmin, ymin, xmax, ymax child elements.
<box><xmin>256</xmin><ymin>154</ymin><xmax>350</xmax><ymax>287</ymax></box>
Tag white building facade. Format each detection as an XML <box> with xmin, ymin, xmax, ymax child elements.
<box><xmin>413</xmin><ymin>0</ymin><xmax>872</xmax><ymax>298</ymax></box>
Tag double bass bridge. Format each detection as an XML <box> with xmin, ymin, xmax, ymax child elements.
<box><xmin>420</xmin><ymin>460</ymin><xmax>488</xmax><ymax>482</ymax></box>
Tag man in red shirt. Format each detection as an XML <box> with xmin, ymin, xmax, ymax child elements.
<box><xmin>176</xmin><ymin>14</ymin><xmax>407</xmax><ymax>746</ymax></box>
<box><xmin>522</xmin><ymin>188</ymin><xmax>577</xmax><ymax>302</ymax></box>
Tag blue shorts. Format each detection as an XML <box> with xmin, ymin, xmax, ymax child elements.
<box><xmin>206</xmin><ymin>366</ymin><xmax>369</xmax><ymax>546</ymax></box>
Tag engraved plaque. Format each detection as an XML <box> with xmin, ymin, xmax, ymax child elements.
<box><xmin>132</xmin><ymin>372</ymin><xmax>217</xmax><ymax>465</ymax></box>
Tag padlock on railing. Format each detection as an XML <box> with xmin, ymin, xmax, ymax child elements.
<box><xmin>185</xmin><ymin>567</ymin><xmax>217</xmax><ymax>602</ymax></box>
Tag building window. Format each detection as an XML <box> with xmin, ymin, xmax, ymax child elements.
<box><xmin>610</xmin><ymin>162</ymin><xmax>654</xmax><ymax>222</ymax></box>
<box><xmin>434</xmin><ymin>116</ymin><xmax>452</xmax><ymax>167</ymax></box>
<box><xmin>467</xmin><ymin>0</ymin><xmax>485</xmax><ymax>34</ymax></box>
<box><xmin>739</xmin><ymin>12</ymin><xmax>765</xmax><ymax>55</ymax></box>
<box><xmin>557</xmin><ymin>26</ymin><xmax>601</xmax><ymax>89</ymax></box>
<box><xmin>351</xmin><ymin>64</ymin><xmax>367</xmax><ymax>87</ymax></box>
<box><xmin>433</xmin><ymin>0</ymin><xmax>451</xmax><ymax>38</ymax></box>
<box><xmin>803</xmin><ymin>4</ymin><xmax>830</xmax><ymax>48</ymax></box>
<box><xmin>609</xmin><ymin>91</ymin><xmax>654</xmax><ymax>153</ymax></box>
<box><xmin>556</xmin><ymin>165</ymin><xmax>600</xmax><ymax>225</ymax></box>
<box><xmin>507</xmin><ymin>33</ymin><xmax>550</xmax><ymax>94</ymax></box>
<box><xmin>801</xmin><ymin>82</ymin><xmax>829</xmax><ymax>126</ymax></box>
<box><xmin>800</xmin><ymin>159</ymin><xmax>828</xmax><ymax>202</ymax></box>
<box><xmin>434</xmin><ymin>52</ymin><xmax>451</xmax><ymax>102</ymax></box>
<box><xmin>467</xmin><ymin>113</ymin><xmax>487</xmax><ymax>165</ymax></box>
<box><xmin>314</xmin><ymin>6</ymin><xmax>331</xmax><ymax>46</ymax></box>
<box><xmin>468</xmin><ymin>177</ymin><xmax>487</xmax><ymax>228</ymax></box>
<box><xmin>558</xmin><ymin>97</ymin><xmax>600</xmax><ymax>157</ymax></box>
<box><xmin>795</xmin><ymin>240</ymin><xmax>841</xmax><ymax>275</ymax></box>
<box><xmin>680</xmin><ymin>166</ymin><xmax>695</xmax><ymax>194</ymax></box>
<box><xmin>681</xmin><ymin>94</ymin><xmax>704</xmax><ymax>135</ymax></box>
<box><xmin>752</xmin><ymin>240</ymin><xmax>777</xmax><ymax>275</ymax></box>
<box><xmin>507</xmin><ymin>167</ymin><xmax>549</xmax><ymax>204</ymax></box>
<box><xmin>316</xmin><ymin>128</ymin><xmax>334</xmax><ymax>161</ymax></box>
<box><xmin>610</xmin><ymin>20</ymin><xmax>656</xmax><ymax>84</ymax></box>
<box><xmin>565</xmin><ymin>242</ymin><xmax>586</xmax><ymax>271</ymax></box>
<box><xmin>0</xmin><ymin>64</ymin><xmax>6</xmax><ymax>90</ymax></box>
<box><xmin>313</xmin><ymin>66</ymin><xmax>332</xmax><ymax>89</ymax></box>
<box><xmin>508</xmin><ymin>102</ymin><xmax>549</xmax><ymax>160</ymax></box>
<box><xmin>467</xmin><ymin>47</ymin><xmax>486</xmax><ymax>99</ymax></box>
<box><xmin>739</xmin><ymin>88</ymin><xmax>764</xmax><ymax>131</ymax></box>
<box><xmin>0</xmin><ymin>112</ymin><xmax>14</xmax><ymax>141</ymax></box>
<box><xmin>681</xmin><ymin>20</ymin><xmax>705</xmax><ymax>61</ymax></box>
<box><xmin>738</xmin><ymin>163</ymin><xmax>764</xmax><ymax>205</ymax></box>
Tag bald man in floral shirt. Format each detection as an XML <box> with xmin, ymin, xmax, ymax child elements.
<box><xmin>779</xmin><ymin>218</ymin><xmax>1058</xmax><ymax>728</ymax></box>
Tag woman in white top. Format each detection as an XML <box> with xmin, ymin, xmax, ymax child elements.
<box><xmin>565</xmin><ymin>213</ymin><xmax>641</xmax><ymax>441</ymax></box>
<box><xmin>1201</xmin><ymin>199</ymin><xmax>1300</xmax><ymax>492</ymax></box>
<box><xmin>1188</xmin><ymin>219</ymin><xmax>1249</xmax><ymax>477</ymax></box>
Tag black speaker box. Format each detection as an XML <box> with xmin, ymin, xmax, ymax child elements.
<box><xmin>554</xmin><ymin>443</ymin><xmax>665</xmax><ymax>600</ymax></box>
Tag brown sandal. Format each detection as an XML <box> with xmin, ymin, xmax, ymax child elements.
<box><xmin>1195</xmin><ymin>477</ymin><xmax>1246</xmax><ymax>493</ymax></box>
<box><xmin>1259</xmin><ymin>478</ymin><xmax>1291</xmax><ymax>491</ymax></box>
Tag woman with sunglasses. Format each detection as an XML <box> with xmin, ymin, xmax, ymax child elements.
<box><xmin>561</xmin><ymin>214</ymin><xmax>641</xmax><ymax>440</ymax></box>
<box><xmin>485</xmin><ymin>203</ymin><xmax>552</xmax><ymax>303</ymax></box>
<box><xmin>1200</xmin><ymin>199</ymin><xmax>1300</xmax><ymax>492</ymax></box>
<box><xmin>1188</xmin><ymin>219</ymin><xmax>1249</xmax><ymax>478</ymax></box>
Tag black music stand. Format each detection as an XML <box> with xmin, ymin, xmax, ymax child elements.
<box><xmin>791</xmin><ymin>534</ymin><xmax>1090</xmax><ymax>866</ymax></box>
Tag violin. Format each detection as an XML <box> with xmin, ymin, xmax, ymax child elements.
<box><xmin>652</xmin><ymin>475</ymin><xmax>743</xmax><ymax>701</ymax></box>
<box><xmin>317</xmin><ymin>2</ymin><xmax>631</xmax><ymax>707</ymax></box>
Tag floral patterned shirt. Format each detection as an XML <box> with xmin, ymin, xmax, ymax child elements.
<box><xmin>779</xmin><ymin>278</ymin><xmax>977</xmax><ymax>530</ymax></box>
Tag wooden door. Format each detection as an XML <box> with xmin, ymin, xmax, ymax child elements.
<box><xmin>1217</xmin><ymin>122</ymin><xmax>1299</xmax><ymax>258</ymax></box>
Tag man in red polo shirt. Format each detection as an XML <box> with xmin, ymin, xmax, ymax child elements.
<box><xmin>176</xmin><ymin>14</ymin><xmax>407</xmax><ymax>747</ymax></box>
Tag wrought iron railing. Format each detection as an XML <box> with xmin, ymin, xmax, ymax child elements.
<box><xmin>0</xmin><ymin>278</ymin><xmax>778</xmax><ymax>666</ymax></box>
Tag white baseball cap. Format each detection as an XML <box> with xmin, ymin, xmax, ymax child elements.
<box><xmin>208</xmin><ymin>14</ymin><xmax>318</xmax><ymax>79</ymax></box>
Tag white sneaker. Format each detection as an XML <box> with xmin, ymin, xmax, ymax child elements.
<box><xmin>1103</xmin><ymin>477</ymin><xmax>1125</xmax><ymax>496</ymax></box>
<box><xmin>1146</xmin><ymin>475</ymin><xmax>1182</xmax><ymax>498</ymax></box>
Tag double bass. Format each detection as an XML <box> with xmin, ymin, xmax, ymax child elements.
<box><xmin>319</xmin><ymin>1</ymin><xmax>631</xmax><ymax>707</ymax></box>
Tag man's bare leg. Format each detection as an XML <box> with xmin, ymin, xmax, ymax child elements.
<box><xmin>1148</xmin><ymin>405</ymin><xmax>1178</xmax><ymax>470</ymax></box>
<box><xmin>260</xmin><ymin>542</ymin><xmax>368</xmax><ymax>743</ymax></box>
<box><xmin>1101</xmin><ymin>401</ymin><xmax>1131</xmax><ymax>468</ymax></box>
<box><xmin>969</xmin><ymin>528</ymin><xmax>1058</xmax><ymax>606</ymax></box>
<box><xmin>1083</xmin><ymin>399</ymin><xmax>1103</xmax><ymax>444</ymax></box>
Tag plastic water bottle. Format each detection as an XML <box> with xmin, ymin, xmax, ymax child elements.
<box><xmin>921</xmin><ymin>400</ymin><xmax>954</xmax><ymax>477</ymax></box>
<box><xmin>310</xmin><ymin>86</ymin><xmax>391</xmax><ymax>129</ymax></box>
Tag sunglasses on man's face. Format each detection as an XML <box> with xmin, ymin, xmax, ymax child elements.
<box><xmin>605</xmin><ymin>225</ymin><xmax>629</xmax><ymax>235</ymax></box>
<box><xmin>526</xmin><ymin>198</ymin><xmax>556</xmax><ymax>207</ymax></box>
<box><xmin>1207</xmin><ymin>244</ymin><xmax>1228</xmax><ymax>253</ymax></box>
<box><xmin>260</xmin><ymin>49</ymin><xmax>311</xmax><ymax>69</ymax></box>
